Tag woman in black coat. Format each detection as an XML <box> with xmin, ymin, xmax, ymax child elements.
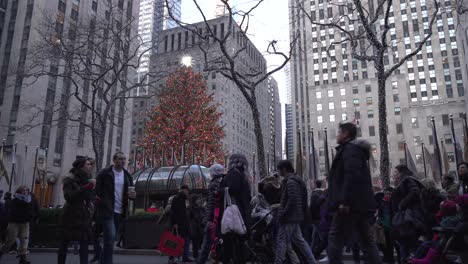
<box><xmin>222</xmin><ymin>153</ymin><xmax>252</xmax><ymax>264</ymax></box>
<box><xmin>57</xmin><ymin>157</ymin><xmax>95</xmax><ymax>264</ymax></box>
<box><xmin>391</xmin><ymin>164</ymin><xmax>425</xmax><ymax>263</ymax></box>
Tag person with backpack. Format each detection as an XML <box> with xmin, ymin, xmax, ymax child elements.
<box><xmin>197</xmin><ymin>164</ymin><xmax>224</xmax><ymax>264</ymax></box>
<box><xmin>391</xmin><ymin>164</ymin><xmax>425</xmax><ymax>263</ymax></box>
<box><xmin>273</xmin><ymin>160</ymin><xmax>316</xmax><ymax>264</ymax></box>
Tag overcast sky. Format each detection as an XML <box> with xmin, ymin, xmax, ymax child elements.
<box><xmin>181</xmin><ymin>0</ymin><xmax>290</xmax><ymax>104</ymax></box>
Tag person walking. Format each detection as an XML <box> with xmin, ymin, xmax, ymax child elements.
<box><xmin>222</xmin><ymin>154</ymin><xmax>252</xmax><ymax>264</ymax></box>
<box><xmin>327</xmin><ymin>122</ymin><xmax>382</xmax><ymax>264</ymax></box>
<box><xmin>95</xmin><ymin>152</ymin><xmax>136</xmax><ymax>264</ymax></box>
<box><xmin>442</xmin><ymin>174</ymin><xmax>458</xmax><ymax>199</ymax></box>
<box><xmin>391</xmin><ymin>164</ymin><xmax>425</xmax><ymax>263</ymax></box>
<box><xmin>457</xmin><ymin>162</ymin><xmax>468</xmax><ymax>195</ymax></box>
<box><xmin>0</xmin><ymin>186</ymin><xmax>34</xmax><ymax>264</ymax></box>
<box><xmin>273</xmin><ymin>160</ymin><xmax>316</xmax><ymax>264</ymax></box>
<box><xmin>197</xmin><ymin>164</ymin><xmax>225</xmax><ymax>264</ymax></box>
<box><xmin>57</xmin><ymin>157</ymin><xmax>95</xmax><ymax>264</ymax></box>
<box><xmin>169</xmin><ymin>185</ymin><xmax>192</xmax><ymax>263</ymax></box>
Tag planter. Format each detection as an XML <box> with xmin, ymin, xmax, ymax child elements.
<box><xmin>123</xmin><ymin>217</ymin><xmax>166</xmax><ymax>249</ymax></box>
<box><xmin>30</xmin><ymin>208</ymin><xmax>61</xmax><ymax>248</ymax></box>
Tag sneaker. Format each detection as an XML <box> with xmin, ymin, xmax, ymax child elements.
<box><xmin>319</xmin><ymin>256</ymin><xmax>329</xmax><ymax>263</ymax></box>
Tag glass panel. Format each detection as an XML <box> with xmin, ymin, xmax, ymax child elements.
<box><xmin>134</xmin><ymin>168</ymin><xmax>153</xmax><ymax>193</ymax></box>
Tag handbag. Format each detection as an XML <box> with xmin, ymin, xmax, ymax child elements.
<box><xmin>158</xmin><ymin>229</ymin><xmax>185</xmax><ymax>257</ymax></box>
<box><xmin>392</xmin><ymin>208</ymin><xmax>425</xmax><ymax>239</ymax></box>
<box><xmin>221</xmin><ymin>187</ymin><xmax>247</xmax><ymax>235</ymax></box>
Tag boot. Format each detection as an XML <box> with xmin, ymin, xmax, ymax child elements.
<box><xmin>409</xmin><ymin>248</ymin><xmax>440</xmax><ymax>264</ymax></box>
<box><xmin>18</xmin><ymin>254</ymin><xmax>31</xmax><ymax>264</ymax></box>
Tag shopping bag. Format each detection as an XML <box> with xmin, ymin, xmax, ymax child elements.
<box><xmin>158</xmin><ymin>230</ymin><xmax>185</xmax><ymax>257</ymax></box>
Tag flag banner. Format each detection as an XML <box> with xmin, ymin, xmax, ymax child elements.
<box><xmin>369</xmin><ymin>153</ymin><xmax>378</xmax><ymax>174</ymax></box>
<box><xmin>405</xmin><ymin>144</ymin><xmax>417</xmax><ymax>175</ymax></box>
<box><xmin>423</xmin><ymin>146</ymin><xmax>437</xmax><ymax>182</ymax></box>
<box><xmin>464</xmin><ymin>128</ymin><xmax>468</xmax><ymax>162</ymax></box>
<box><xmin>442</xmin><ymin>142</ymin><xmax>450</xmax><ymax>175</ymax></box>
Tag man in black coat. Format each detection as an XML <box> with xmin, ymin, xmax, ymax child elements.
<box><xmin>170</xmin><ymin>185</ymin><xmax>192</xmax><ymax>262</ymax></box>
<box><xmin>327</xmin><ymin>122</ymin><xmax>381</xmax><ymax>264</ymax></box>
<box><xmin>273</xmin><ymin>160</ymin><xmax>316</xmax><ymax>264</ymax></box>
<box><xmin>95</xmin><ymin>152</ymin><xmax>136</xmax><ymax>264</ymax></box>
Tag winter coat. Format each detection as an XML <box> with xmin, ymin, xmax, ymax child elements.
<box><xmin>58</xmin><ymin>171</ymin><xmax>94</xmax><ymax>241</ymax></box>
<box><xmin>203</xmin><ymin>174</ymin><xmax>224</xmax><ymax>225</ymax></box>
<box><xmin>458</xmin><ymin>174</ymin><xmax>468</xmax><ymax>195</ymax></box>
<box><xmin>391</xmin><ymin>176</ymin><xmax>424</xmax><ymax>213</ymax></box>
<box><xmin>328</xmin><ymin>139</ymin><xmax>377</xmax><ymax>213</ymax></box>
<box><xmin>190</xmin><ymin>197</ymin><xmax>204</xmax><ymax>239</ymax></box>
<box><xmin>420</xmin><ymin>187</ymin><xmax>444</xmax><ymax>231</ymax></box>
<box><xmin>170</xmin><ymin>191</ymin><xmax>191</xmax><ymax>237</ymax></box>
<box><xmin>95</xmin><ymin>166</ymin><xmax>133</xmax><ymax>220</ymax></box>
<box><xmin>223</xmin><ymin>168</ymin><xmax>252</xmax><ymax>229</ymax></box>
<box><xmin>318</xmin><ymin>190</ymin><xmax>332</xmax><ymax>235</ymax></box>
<box><xmin>310</xmin><ymin>189</ymin><xmax>325</xmax><ymax>222</ymax></box>
<box><xmin>278</xmin><ymin>174</ymin><xmax>308</xmax><ymax>224</ymax></box>
<box><xmin>7</xmin><ymin>197</ymin><xmax>34</xmax><ymax>223</ymax></box>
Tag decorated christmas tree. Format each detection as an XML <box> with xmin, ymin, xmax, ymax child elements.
<box><xmin>140</xmin><ymin>66</ymin><xmax>225</xmax><ymax>166</ymax></box>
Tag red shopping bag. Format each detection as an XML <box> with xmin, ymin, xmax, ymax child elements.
<box><xmin>158</xmin><ymin>230</ymin><xmax>185</xmax><ymax>257</ymax></box>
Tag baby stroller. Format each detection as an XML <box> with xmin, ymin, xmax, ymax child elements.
<box><xmin>432</xmin><ymin>224</ymin><xmax>468</xmax><ymax>263</ymax></box>
<box><xmin>244</xmin><ymin>207</ymin><xmax>277</xmax><ymax>264</ymax></box>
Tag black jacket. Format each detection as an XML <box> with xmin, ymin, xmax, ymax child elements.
<box><xmin>8</xmin><ymin>197</ymin><xmax>34</xmax><ymax>223</ymax></box>
<box><xmin>58</xmin><ymin>171</ymin><xmax>94</xmax><ymax>241</ymax></box>
<box><xmin>310</xmin><ymin>189</ymin><xmax>325</xmax><ymax>222</ymax></box>
<box><xmin>170</xmin><ymin>192</ymin><xmax>191</xmax><ymax>237</ymax></box>
<box><xmin>96</xmin><ymin>166</ymin><xmax>134</xmax><ymax>219</ymax></box>
<box><xmin>391</xmin><ymin>176</ymin><xmax>424</xmax><ymax>213</ymax></box>
<box><xmin>328</xmin><ymin>139</ymin><xmax>376</xmax><ymax>213</ymax></box>
<box><xmin>278</xmin><ymin>174</ymin><xmax>308</xmax><ymax>224</ymax></box>
<box><xmin>203</xmin><ymin>174</ymin><xmax>224</xmax><ymax>224</ymax></box>
<box><xmin>223</xmin><ymin>168</ymin><xmax>252</xmax><ymax>229</ymax></box>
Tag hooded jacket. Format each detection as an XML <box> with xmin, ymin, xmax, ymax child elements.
<box><xmin>328</xmin><ymin>139</ymin><xmax>376</xmax><ymax>213</ymax></box>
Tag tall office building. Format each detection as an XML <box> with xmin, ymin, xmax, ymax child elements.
<box><xmin>266</xmin><ymin>77</ymin><xmax>282</xmax><ymax>172</ymax></box>
<box><xmin>131</xmin><ymin>16</ymin><xmax>278</xmax><ymax>177</ymax></box>
<box><xmin>284</xmin><ymin>63</ymin><xmax>294</xmax><ymax>160</ymax></box>
<box><xmin>289</xmin><ymin>0</ymin><xmax>468</xmax><ymax>180</ymax></box>
<box><xmin>0</xmin><ymin>0</ymin><xmax>138</xmax><ymax>205</ymax></box>
<box><xmin>135</xmin><ymin>0</ymin><xmax>181</xmax><ymax>96</ymax></box>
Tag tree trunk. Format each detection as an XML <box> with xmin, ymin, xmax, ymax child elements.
<box><xmin>376</xmin><ymin>60</ymin><xmax>390</xmax><ymax>188</ymax></box>
<box><xmin>92</xmin><ymin>126</ymin><xmax>106</xmax><ymax>174</ymax></box>
<box><xmin>249</xmin><ymin>93</ymin><xmax>267</xmax><ymax>179</ymax></box>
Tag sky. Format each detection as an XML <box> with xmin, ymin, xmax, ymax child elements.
<box><xmin>181</xmin><ymin>0</ymin><xmax>291</xmax><ymax>104</ymax></box>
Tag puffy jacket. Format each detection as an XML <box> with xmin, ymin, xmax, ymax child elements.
<box><xmin>278</xmin><ymin>174</ymin><xmax>308</xmax><ymax>224</ymax></box>
<box><xmin>8</xmin><ymin>198</ymin><xmax>34</xmax><ymax>223</ymax></box>
<box><xmin>203</xmin><ymin>174</ymin><xmax>224</xmax><ymax>224</ymax></box>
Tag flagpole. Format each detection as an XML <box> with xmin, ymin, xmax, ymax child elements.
<box><xmin>192</xmin><ymin>145</ymin><xmax>196</xmax><ymax>165</ymax></box>
<box><xmin>421</xmin><ymin>142</ymin><xmax>427</xmax><ymax>179</ymax></box>
<box><xmin>404</xmin><ymin>141</ymin><xmax>408</xmax><ymax>165</ymax></box>
<box><xmin>151</xmin><ymin>145</ymin><xmax>155</xmax><ymax>167</ymax></box>
<box><xmin>297</xmin><ymin>130</ymin><xmax>303</xmax><ymax>177</ymax></box>
<box><xmin>8</xmin><ymin>142</ymin><xmax>17</xmax><ymax>192</ymax></box>
<box><xmin>431</xmin><ymin>117</ymin><xmax>443</xmax><ymax>181</ymax></box>
<box><xmin>309</xmin><ymin>128</ymin><xmax>317</xmax><ymax>180</ymax></box>
<box><xmin>133</xmin><ymin>146</ymin><xmax>138</xmax><ymax>173</ymax></box>
<box><xmin>31</xmin><ymin>147</ymin><xmax>39</xmax><ymax>192</ymax></box>
<box><xmin>324</xmin><ymin>128</ymin><xmax>330</xmax><ymax>173</ymax></box>
<box><xmin>450</xmin><ymin>114</ymin><xmax>461</xmax><ymax>176</ymax></box>
<box><xmin>21</xmin><ymin>145</ymin><xmax>28</xmax><ymax>185</ymax></box>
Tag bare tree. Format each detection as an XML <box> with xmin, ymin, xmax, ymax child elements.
<box><xmin>165</xmin><ymin>0</ymin><xmax>296</xmax><ymax>178</ymax></box>
<box><xmin>297</xmin><ymin>0</ymin><xmax>439</xmax><ymax>187</ymax></box>
<box><xmin>16</xmin><ymin>2</ymin><xmax>162</xmax><ymax>171</ymax></box>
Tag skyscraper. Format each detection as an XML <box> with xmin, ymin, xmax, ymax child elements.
<box><xmin>0</xmin><ymin>0</ymin><xmax>138</xmax><ymax>205</ymax></box>
<box><xmin>289</xmin><ymin>0</ymin><xmax>468</xmax><ymax>180</ymax></box>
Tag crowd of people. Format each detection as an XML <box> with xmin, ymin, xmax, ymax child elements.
<box><xmin>0</xmin><ymin>121</ymin><xmax>467</xmax><ymax>264</ymax></box>
<box><xmin>170</xmin><ymin>122</ymin><xmax>468</xmax><ymax>264</ymax></box>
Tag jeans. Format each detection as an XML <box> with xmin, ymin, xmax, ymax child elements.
<box><xmin>93</xmin><ymin>222</ymin><xmax>103</xmax><ymax>260</ymax></box>
<box><xmin>100</xmin><ymin>213</ymin><xmax>123</xmax><ymax>264</ymax></box>
<box><xmin>327</xmin><ymin>212</ymin><xmax>382</xmax><ymax>264</ymax></box>
<box><xmin>57</xmin><ymin>239</ymin><xmax>88</xmax><ymax>264</ymax></box>
<box><xmin>0</xmin><ymin>222</ymin><xmax>29</xmax><ymax>255</ymax></box>
<box><xmin>274</xmin><ymin>223</ymin><xmax>316</xmax><ymax>264</ymax></box>
<box><xmin>197</xmin><ymin>226</ymin><xmax>213</xmax><ymax>264</ymax></box>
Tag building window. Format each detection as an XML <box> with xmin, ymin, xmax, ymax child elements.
<box><xmin>411</xmin><ymin>117</ymin><xmax>419</xmax><ymax>128</ymax></box>
<box><xmin>329</xmin><ymin>102</ymin><xmax>335</xmax><ymax>110</ymax></box>
<box><xmin>353</xmin><ymin>99</ymin><xmax>360</xmax><ymax>106</ymax></box>
<box><xmin>353</xmin><ymin>86</ymin><xmax>359</xmax><ymax>94</ymax></box>
<box><xmin>366</xmin><ymin>97</ymin><xmax>373</xmax><ymax>105</ymax></box>
<box><xmin>448</xmin><ymin>152</ymin><xmax>455</xmax><ymax>162</ymax></box>
<box><xmin>369</xmin><ymin>126</ymin><xmax>375</xmax><ymax>136</ymax></box>
<box><xmin>394</xmin><ymin>107</ymin><xmax>401</xmax><ymax>115</ymax></box>
<box><xmin>341</xmin><ymin>101</ymin><xmax>346</xmax><ymax>108</ymax></box>
<box><xmin>365</xmin><ymin>85</ymin><xmax>371</xmax><ymax>93</ymax></box>
<box><xmin>442</xmin><ymin>114</ymin><xmax>449</xmax><ymax>126</ymax></box>
<box><xmin>328</xmin><ymin>90</ymin><xmax>334</xmax><ymax>97</ymax></box>
<box><xmin>318</xmin><ymin>116</ymin><xmax>323</xmax><ymax>123</ymax></box>
<box><xmin>340</xmin><ymin>88</ymin><xmax>346</xmax><ymax>95</ymax></box>
<box><xmin>342</xmin><ymin>113</ymin><xmax>348</xmax><ymax>120</ymax></box>
<box><xmin>316</xmin><ymin>91</ymin><xmax>322</xmax><ymax>98</ymax></box>
<box><xmin>330</xmin><ymin>114</ymin><xmax>335</xmax><ymax>122</ymax></box>
<box><xmin>368</xmin><ymin>110</ymin><xmax>374</xmax><ymax>118</ymax></box>
<box><xmin>317</xmin><ymin>104</ymin><xmax>323</xmax><ymax>111</ymax></box>
<box><xmin>414</xmin><ymin>136</ymin><xmax>422</xmax><ymax>146</ymax></box>
<box><xmin>393</xmin><ymin>94</ymin><xmax>399</xmax><ymax>102</ymax></box>
<box><xmin>445</xmin><ymin>134</ymin><xmax>452</xmax><ymax>144</ymax></box>
<box><xmin>396</xmin><ymin>123</ymin><xmax>403</xmax><ymax>134</ymax></box>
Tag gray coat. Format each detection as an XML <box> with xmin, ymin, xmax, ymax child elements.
<box><xmin>278</xmin><ymin>174</ymin><xmax>308</xmax><ymax>224</ymax></box>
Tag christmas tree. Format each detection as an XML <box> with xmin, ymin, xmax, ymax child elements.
<box><xmin>140</xmin><ymin>66</ymin><xmax>225</xmax><ymax>166</ymax></box>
